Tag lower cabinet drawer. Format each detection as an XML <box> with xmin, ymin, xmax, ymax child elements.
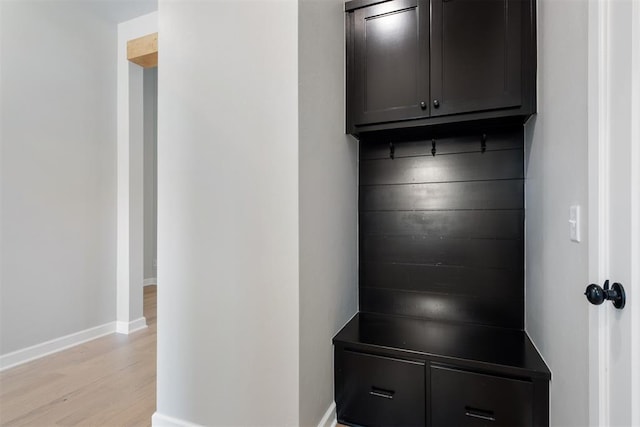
<box><xmin>339</xmin><ymin>350</ymin><xmax>426</xmax><ymax>427</ymax></box>
<box><xmin>430</xmin><ymin>365</ymin><xmax>533</xmax><ymax>427</ymax></box>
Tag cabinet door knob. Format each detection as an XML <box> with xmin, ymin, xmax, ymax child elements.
<box><xmin>433</xmin><ymin>99</ymin><xmax>440</xmax><ymax>108</ymax></box>
<box><xmin>420</xmin><ymin>101</ymin><xmax>427</xmax><ymax>110</ymax></box>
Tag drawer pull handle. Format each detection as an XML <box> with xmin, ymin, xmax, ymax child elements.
<box><xmin>369</xmin><ymin>387</ymin><xmax>395</xmax><ymax>399</ymax></box>
<box><xmin>465</xmin><ymin>407</ymin><xmax>495</xmax><ymax>422</ymax></box>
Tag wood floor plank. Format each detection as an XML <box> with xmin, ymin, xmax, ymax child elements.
<box><xmin>0</xmin><ymin>286</ymin><xmax>157</xmax><ymax>427</ymax></box>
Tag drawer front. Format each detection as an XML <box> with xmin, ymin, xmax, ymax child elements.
<box><xmin>339</xmin><ymin>350</ymin><xmax>426</xmax><ymax>427</ymax></box>
<box><xmin>430</xmin><ymin>365</ymin><xmax>533</xmax><ymax>427</ymax></box>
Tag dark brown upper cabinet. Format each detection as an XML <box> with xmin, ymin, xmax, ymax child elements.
<box><xmin>350</xmin><ymin>0</ymin><xmax>430</xmax><ymax>126</ymax></box>
<box><xmin>345</xmin><ymin>0</ymin><xmax>536</xmax><ymax>136</ymax></box>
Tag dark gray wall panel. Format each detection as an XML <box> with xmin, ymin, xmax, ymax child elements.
<box><xmin>361</xmin><ymin>236</ymin><xmax>523</xmax><ymax>270</ymax></box>
<box><xmin>359</xmin><ymin>127</ymin><xmax>524</xmax><ymax>159</ymax></box>
<box><xmin>360</xmin><ymin>149</ymin><xmax>523</xmax><ymax>185</ymax></box>
<box><xmin>359</xmin><ymin>210</ymin><xmax>524</xmax><ymax>239</ymax></box>
<box><xmin>360</xmin><ymin>287</ymin><xmax>524</xmax><ymax>328</ymax></box>
<box><xmin>360</xmin><ymin>180</ymin><xmax>524</xmax><ymax>211</ymax></box>
<box><xmin>358</xmin><ymin>126</ymin><xmax>524</xmax><ymax>328</ymax></box>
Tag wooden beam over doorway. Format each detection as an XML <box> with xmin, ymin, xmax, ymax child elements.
<box><xmin>127</xmin><ymin>32</ymin><xmax>158</xmax><ymax>68</ymax></box>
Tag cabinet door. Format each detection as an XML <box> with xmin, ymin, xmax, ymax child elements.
<box><xmin>351</xmin><ymin>0</ymin><xmax>430</xmax><ymax>126</ymax></box>
<box><xmin>430</xmin><ymin>0</ymin><xmax>523</xmax><ymax>116</ymax></box>
<box><xmin>338</xmin><ymin>350</ymin><xmax>425</xmax><ymax>427</ymax></box>
<box><xmin>430</xmin><ymin>365</ymin><xmax>533</xmax><ymax>427</ymax></box>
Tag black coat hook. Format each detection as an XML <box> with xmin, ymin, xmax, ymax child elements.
<box><xmin>389</xmin><ymin>142</ymin><xmax>395</xmax><ymax>159</ymax></box>
<box><xmin>481</xmin><ymin>134</ymin><xmax>487</xmax><ymax>153</ymax></box>
<box><xmin>431</xmin><ymin>139</ymin><xmax>437</xmax><ymax>156</ymax></box>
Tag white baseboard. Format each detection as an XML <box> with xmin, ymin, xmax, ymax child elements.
<box><xmin>0</xmin><ymin>321</ymin><xmax>116</xmax><ymax>372</ymax></box>
<box><xmin>116</xmin><ymin>317</ymin><xmax>148</xmax><ymax>334</ymax></box>
<box><xmin>318</xmin><ymin>402</ymin><xmax>337</xmax><ymax>427</ymax></box>
<box><xmin>143</xmin><ymin>278</ymin><xmax>157</xmax><ymax>286</ymax></box>
<box><xmin>152</xmin><ymin>406</ymin><xmax>333</xmax><ymax>427</ymax></box>
<box><xmin>152</xmin><ymin>412</ymin><xmax>203</xmax><ymax>427</ymax></box>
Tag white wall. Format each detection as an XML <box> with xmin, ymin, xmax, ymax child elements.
<box><xmin>0</xmin><ymin>1</ymin><xmax>117</xmax><ymax>354</ymax></box>
<box><xmin>143</xmin><ymin>67</ymin><xmax>158</xmax><ymax>282</ymax></box>
<box><xmin>154</xmin><ymin>1</ymin><xmax>300</xmax><ymax>425</ymax></box>
<box><xmin>524</xmin><ymin>0</ymin><xmax>589</xmax><ymax>425</ymax></box>
<box><xmin>298</xmin><ymin>0</ymin><xmax>358</xmax><ymax>425</ymax></box>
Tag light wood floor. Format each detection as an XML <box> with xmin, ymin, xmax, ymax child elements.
<box><xmin>0</xmin><ymin>286</ymin><xmax>157</xmax><ymax>427</ymax></box>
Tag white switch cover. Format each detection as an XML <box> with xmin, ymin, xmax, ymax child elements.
<box><xmin>569</xmin><ymin>205</ymin><xmax>581</xmax><ymax>242</ymax></box>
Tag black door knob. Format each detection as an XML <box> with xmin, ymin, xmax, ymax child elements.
<box><xmin>420</xmin><ymin>101</ymin><xmax>427</xmax><ymax>110</ymax></box>
<box><xmin>585</xmin><ymin>280</ymin><xmax>626</xmax><ymax>309</ymax></box>
<box><xmin>433</xmin><ymin>99</ymin><xmax>440</xmax><ymax>108</ymax></box>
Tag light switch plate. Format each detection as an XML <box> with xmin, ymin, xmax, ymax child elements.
<box><xmin>569</xmin><ymin>205</ymin><xmax>581</xmax><ymax>242</ymax></box>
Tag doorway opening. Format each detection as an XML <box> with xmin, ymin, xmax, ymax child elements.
<box><xmin>142</xmin><ymin>65</ymin><xmax>158</xmax><ymax>310</ymax></box>
<box><xmin>116</xmin><ymin>21</ymin><xmax>158</xmax><ymax>334</ymax></box>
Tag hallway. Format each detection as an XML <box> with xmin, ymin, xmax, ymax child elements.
<box><xmin>0</xmin><ymin>286</ymin><xmax>157</xmax><ymax>426</ymax></box>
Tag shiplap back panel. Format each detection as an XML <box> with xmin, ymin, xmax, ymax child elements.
<box><xmin>359</xmin><ymin>127</ymin><xmax>524</xmax><ymax>329</ymax></box>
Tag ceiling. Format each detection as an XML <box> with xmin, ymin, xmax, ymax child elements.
<box><xmin>84</xmin><ymin>0</ymin><xmax>158</xmax><ymax>23</ymax></box>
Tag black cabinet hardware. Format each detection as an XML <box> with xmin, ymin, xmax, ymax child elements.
<box><xmin>420</xmin><ymin>101</ymin><xmax>427</xmax><ymax>110</ymax></box>
<box><xmin>585</xmin><ymin>280</ymin><xmax>626</xmax><ymax>309</ymax></box>
<box><xmin>433</xmin><ymin>99</ymin><xmax>440</xmax><ymax>108</ymax></box>
<box><xmin>370</xmin><ymin>387</ymin><xmax>395</xmax><ymax>399</ymax></box>
<box><xmin>465</xmin><ymin>407</ymin><xmax>496</xmax><ymax>422</ymax></box>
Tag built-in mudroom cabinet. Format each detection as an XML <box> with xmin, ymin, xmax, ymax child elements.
<box><xmin>333</xmin><ymin>0</ymin><xmax>551</xmax><ymax>426</ymax></box>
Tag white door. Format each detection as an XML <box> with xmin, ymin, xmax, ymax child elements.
<box><xmin>587</xmin><ymin>0</ymin><xmax>640</xmax><ymax>425</ymax></box>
